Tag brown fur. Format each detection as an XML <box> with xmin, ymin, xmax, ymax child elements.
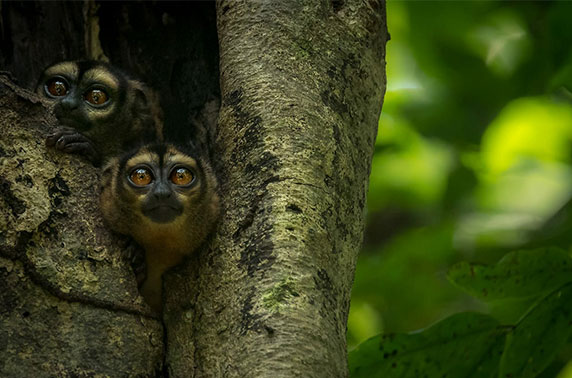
<box><xmin>100</xmin><ymin>144</ymin><xmax>219</xmax><ymax>312</ymax></box>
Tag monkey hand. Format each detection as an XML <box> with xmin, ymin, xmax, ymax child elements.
<box><xmin>46</xmin><ymin>127</ymin><xmax>101</xmax><ymax>166</ymax></box>
<box><xmin>122</xmin><ymin>239</ymin><xmax>147</xmax><ymax>288</ymax></box>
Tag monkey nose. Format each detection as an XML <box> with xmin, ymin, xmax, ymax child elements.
<box><xmin>153</xmin><ymin>182</ymin><xmax>172</xmax><ymax>199</ymax></box>
<box><xmin>61</xmin><ymin>97</ymin><xmax>79</xmax><ymax>110</ymax></box>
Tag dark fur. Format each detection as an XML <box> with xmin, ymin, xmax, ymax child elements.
<box><xmin>37</xmin><ymin>60</ymin><xmax>163</xmax><ymax>166</ymax></box>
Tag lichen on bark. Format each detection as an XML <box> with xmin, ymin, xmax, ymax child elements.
<box><xmin>164</xmin><ymin>1</ymin><xmax>388</xmax><ymax>376</ymax></box>
<box><xmin>0</xmin><ymin>76</ymin><xmax>163</xmax><ymax>377</ymax></box>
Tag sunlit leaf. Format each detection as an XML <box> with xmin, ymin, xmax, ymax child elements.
<box><xmin>557</xmin><ymin>360</ymin><xmax>572</xmax><ymax>378</ymax></box>
<box><xmin>349</xmin><ymin>312</ymin><xmax>507</xmax><ymax>378</ymax></box>
<box><xmin>500</xmin><ymin>283</ymin><xmax>572</xmax><ymax>378</ymax></box>
<box><xmin>481</xmin><ymin>97</ymin><xmax>572</xmax><ymax>176</ymax></box>
<box><xmin>476</xmin><ymin>160</ymin><xmax>572</xmax><ymax>216</ymax></box>
<box><xmin>448</xmin><ymin>247</ymin><xmax>572</xmax><ymax>301</ymax></box>
<box><xmin>347</xmin><ymin>300</ymin><xmax>384</xmax><ymax>349</ymax></box>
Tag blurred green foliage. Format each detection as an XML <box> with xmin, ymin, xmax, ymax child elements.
<box><xmin>349</xmin><ymin>0</ymin><xmax>572</xmax><ymax>375</ymax></box>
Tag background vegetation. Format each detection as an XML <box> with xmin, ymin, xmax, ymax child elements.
<box><xmin>348</xmin><ymin>1</ymin><xmax>572</xmax><ymax>376</ymax></box>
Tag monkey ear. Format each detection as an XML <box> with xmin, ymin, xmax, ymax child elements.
<box><xmin>126</xmin><ymin>79</ymin><xmax>149</xmax><ymax>108</ymax></box>
<box><xmin>129</xmin><ymin>80</ymin><xmax>163</xmax><ymax>142</ymax></box>
<box><xmin>132</xmin><ymin>86</ymin><xmax>150</xmax><ymax>110</ymax></box>
<box><xmin>131</xmin><ymin>81</ymin><xmax>162</xmax><ymax>117</ymax></box>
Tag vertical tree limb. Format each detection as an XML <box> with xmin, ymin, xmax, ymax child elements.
<box><xmin>165</xmin><ymin>1</ymin><xmax>388</xmax><ymax>376</ymax></box>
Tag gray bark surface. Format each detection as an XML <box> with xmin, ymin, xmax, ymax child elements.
<box><xmin>164</xmin><ymin>1</ymin><xmax>388</xmax><ymax>377</ymax></box>
<box><xmin>0</xmin><ymin>77</ymin><xmax>163</xmax><ymax>377</ymax></box>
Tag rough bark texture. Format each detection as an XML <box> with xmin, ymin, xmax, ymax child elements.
<box><xmin>1</xmin><ymin>2</ymin><xmax>218</xmax><ymax>376</ymax></box>
<box><xmin>0</xmin><ymin>77</ymin><xmax>163</xmax><ymax>376</ymax></box>
<box><xmin>0</xmin><ymin>0</ymin><xmax>386</xmax><ymax>376</ymax></box>
<box><xmin>164</xmin><ymin>1</ymin><xmax>388</xmax><ymax>376</ymax></box>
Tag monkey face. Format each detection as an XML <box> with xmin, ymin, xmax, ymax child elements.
<box><xmin>127</xmin><ymin>163</ymin><xmax>194</xmax><ymax>223</ymax></box>
<box><xmin>120</xmin><ymin>144</ymin><xmax>205</xmax><ymax>225</ymax></box>
<box><xmin>100</xmin><ymin>142</ymin><xmax>220</xmax><ymax>271</ymax></box>
<box><xmin>36</xmin><ymin>61</ymin><xmax>127</xmax><ymax>132</ymax></box>
<box><xmin>100</xmin><ymin>142</ymin><xmax>219</xmax><ymax>312</ymax></box>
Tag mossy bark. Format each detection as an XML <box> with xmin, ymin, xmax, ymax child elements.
<box><xmin>0</xmin><ymin>77</ymin><xmax>163</xmax><ymax>376</ymax></box>
<box><xmin>164</xmin><ymin>1</ymin><xmax>388</xmax><ymax>377</ymax></box>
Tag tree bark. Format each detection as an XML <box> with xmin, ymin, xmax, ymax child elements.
<box><xmin>0</xmin><ymin>76</ymin><xmax>163</xmax><ymax>376</ymax></box>
<box><xmin>165</xmin><ymin>1</ymin><xmax>388</xmax><ymax>376</ymax></box>
<box><xmin>0</xmin><ymin>1</ymin><xmax>387</xmax><ymax>377</ymax></box>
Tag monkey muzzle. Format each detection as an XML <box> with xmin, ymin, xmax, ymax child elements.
<box><xmin>142</xmin><ymin>198</ymin><xmax>183</xmax><ymax>224</ymax></box>
<box><xmin>54</xmin><ymin>105</ymin><xmax>91</xmax><ymax>132</ymax></box>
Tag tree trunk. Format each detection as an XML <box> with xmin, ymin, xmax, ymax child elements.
<box><xmin>0</xmin><ymin>76</ymin><xmax>164</xmax><ymax>377</ymax></box>
<box><xmin>0</xmin><ymin>1</ymin><xmax>387</xmax><ymax>377</ymax></box>
<box><xmin>165</xmin><ymin>1</ymin><xmax>387</xmax><ymax>376</ymax></box>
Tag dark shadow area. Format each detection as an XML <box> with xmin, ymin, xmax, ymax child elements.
<box><xmin>0</xmin><ymin>0</ymin><xmax>220</xmax><ymax>144</ymax></box>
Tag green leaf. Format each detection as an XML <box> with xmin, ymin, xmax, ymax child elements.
<box><xmin>348</xmin><ymin>312</ymin><xmax>507</xmax><ymax>378</ymax></box>
<box><xmin>447</xmin><ymin>247</ymin><xmax>572</xmax><ymax>301</ymax></box>
<box><xmin>500</xmin><ymin>282</ymin><xmax>572</xmax><ymax>378</ymax></box>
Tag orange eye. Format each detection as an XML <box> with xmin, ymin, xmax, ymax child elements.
<box><xmin>46</xmin><ymin>79</ymin><xmax>69</xmax><ymax>97</ymax></box>
<box><xmin>129</xmin><ymin>167</ymin><xmax>154</xmax><ymax>187</ymax></box>
<box><xmin>170</xmin><ymin>167</ymin><xmax>194</xmax><ymax>186</ymax></box>
<box><xmin>84</xmin><ymin>89</ymin><xmax>109</xmax><ymax>105</ymax></box>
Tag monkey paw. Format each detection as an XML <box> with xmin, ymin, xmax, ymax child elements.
<box><xmin>46</xmin><ymin>127</ymin><xmax>100</xmax><ymax>166</ymax></box>
<box><xmin>122</xmin><ymin>240</ymin><xmax>147</xmax><ymax>288</ymax></box>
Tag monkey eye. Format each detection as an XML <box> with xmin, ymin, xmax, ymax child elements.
<box><xmin>84</xmin><ymin>89</ymin><xmax>109</xmax><ymax>106</ymax></box>
<box><xmin>169</xmin><ymin>166</ymin><xmax>195</xmax><ymax>187</ymax></box>
<box><xmin>45</xmin><ymin>78</ymin><xmax>69</xmax><ymax>97</ymax></box>
<box><xmin>128</xmin><ymin>167</ymin><xmax>154</xmax><ymax>187</ymax></box>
